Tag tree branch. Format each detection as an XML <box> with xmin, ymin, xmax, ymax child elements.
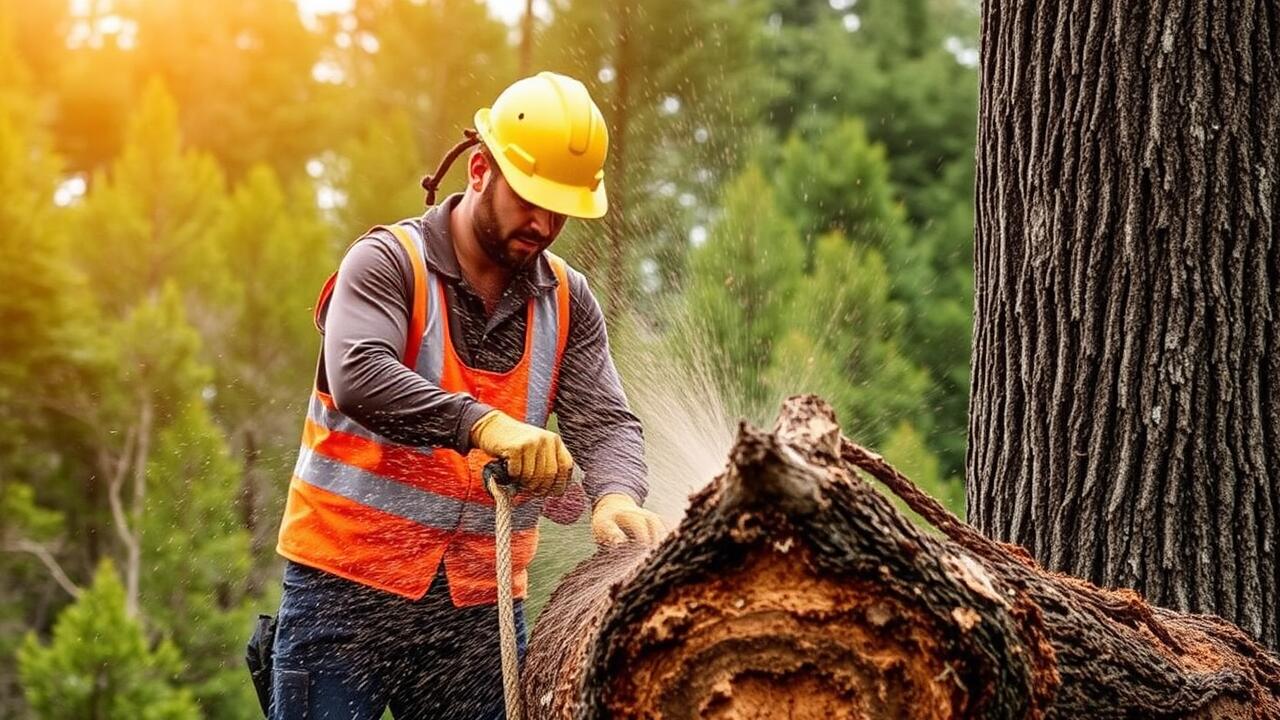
<box><xmin>106</xmin><ymin>422</ymin><xmax>141</xmax><ymax>618</ymax></box>
<box><xmin>3</xmin><ymin>538</ymin><xmax>81</xmax><ymax>599</ymax></box>
<box><xmin>125</xmin><ymin>398</ymin><xmax>153</xmax><ymax>620</ymax></box>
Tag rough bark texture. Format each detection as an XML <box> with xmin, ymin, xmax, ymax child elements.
<box><xmin>968</xmin><ymin>0</ymin><xmax>1280</xmax><ymax>648</ymax></box>
<box><xmin>523</xmin><ymin>397</ymin><xmax>1280</xmax><ymax>719</ymax></box>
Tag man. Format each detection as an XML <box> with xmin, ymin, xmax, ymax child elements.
<box><xmin>267</xmin><ymin>71</ymin><xmax>663</xmax><ymax>719</ymax></box>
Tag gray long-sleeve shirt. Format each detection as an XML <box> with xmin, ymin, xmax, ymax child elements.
<box><xmin>314</xmin><ymin>193</ymin><xmax>647</xmax><ymax>505</ymax></box>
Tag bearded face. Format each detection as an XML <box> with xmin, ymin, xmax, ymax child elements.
<box><xmin>472</xmin><ymin>163</ymin><xmax>565</xmax><ymax>271</ymax></box>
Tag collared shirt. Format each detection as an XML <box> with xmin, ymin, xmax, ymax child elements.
<box><xmin>315</xmin><ymin>193</ymin><xmax>647</xmax><ymax>504</ymax></box>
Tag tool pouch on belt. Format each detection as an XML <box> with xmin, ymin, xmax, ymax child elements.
<box><xmin>245</xmin><ymin>613</ymin><xmax>277</xmax><ymax>716</ymax></box>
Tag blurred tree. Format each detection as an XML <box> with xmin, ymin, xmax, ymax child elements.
<box><xmin>774</xmin><ymin>118</ymin><xmax>907</xmax><ymax>264</ymax></box>
<box><xmin>758</xmin><ymin>0</ymin><xmax>979</xmax><ymax>474</ymax></box>
<box><xmin>140</xmin><ymin>405</ymin><xmax>259</xmax><ymax>719</ymax></box>
<box><xmin>0</xmin><ymin>1</ymin><xmax>66</xmax><ymax>94</ymax></box>
<box><xmin>761</xmin><ymin>0</ymin><xmax>978</xmax><ymax>221</ymax></box>
<box><xmin>327</xmin><ymin>110</ymin><xmax>428</xmax><ymax>241</ymax></box>
<box><xmin>17</xmin><ymin>560</ymin><xmax>198</xmax><ymax>720</ymax></box>
<box><xmin>208</xmin><ymin>164</ymin><xmax>334</xmax><ymax>582</ymax></box>
<box><xmin>76</xmin><ymin>79</ymin><xmax>230</xmax><ymax>318</ymax></box>
<box><xmin>768</xmin><ymin>234</ymin><xmax>931</xmax><ymax>446</ymax></box>
<box><xmin>0</xmin><ymin>98</ymin><xmax>84</xmax><ymax>484</ymax></box>
<box><xmin>0</xmin><ymin>32</ymin><xmax>114</xmax><ymax>713</ymax></box>
<box><xmin>129</xmin><ymin>0</ymin><xmax>334</xmax><ymax>178</ymax></box>
<box><xmin>538</xmin><ymin>0</ymin><xmax>779</xmax><ymax>315</ymax></box>
<box><xmin>330</xmin><ymin>0</ymin><xmax>516</xmax><ymax>189</ymax></box>
<box><xmin>766</xmin><ymin>70</ymin><xmax>975</xmax><ymax>477</ymax></box>
<box><xmin>66</xmin><ymin>286</ymin><xmax>258</xmax><ymax>717</ymax></box>
<box><xmin>683</xmin><ymin>165</ymin><xmax>803</xmax><ymax>419</ymax></box>
<box><xmin>34</xmin><ymin>0</ymin><xmax>332</xmax><ymax>178</ymax></box>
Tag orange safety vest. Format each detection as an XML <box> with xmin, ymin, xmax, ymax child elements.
<box><xmin>277</xmin><ymin>220</ymin><xmax>572</xmax><ymax>606</ymax></box>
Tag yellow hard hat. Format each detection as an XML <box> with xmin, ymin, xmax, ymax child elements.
<box><xmin>474</xmin><ymin>71</ymin><xmax>609</xmax><ymax>219</ymax></box>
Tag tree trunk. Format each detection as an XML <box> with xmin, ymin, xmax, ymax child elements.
<box><xmin>967</xmin><ymin>0</ymin><xmax>1280</xmax><ymax>648</ymax></box>
<box><xmin>602</xmin><ymin>0</ymin><xmax>633</xmax><ymax>321</ymax></box>
<box><xmin>520</xmin><ymin>0</ymin><xmax>534</xmax><ymax>75</ymax></box>
<box><xmin>524</xmin><ymin>397</ymin><xmax>1280</xmax><ymax>719</ymax></box>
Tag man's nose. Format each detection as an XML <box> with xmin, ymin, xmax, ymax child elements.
<box><xmin>528</xmin><ymin>206</ymin><xmax>559</xmax><ymax>238</ymax></box>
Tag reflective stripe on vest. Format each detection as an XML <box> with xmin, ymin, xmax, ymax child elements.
<box><xmin>279</xmin><ymin>218</ymin><xmax>571</xmax><ymax>604</ymax></box>
<box><xmin>292</xmin><ymin>445</ymin><xmax>543</xmax><ymax>533</ymax></box>
<box><xmin>407</xmin><ymin>224</ymin><xmax>560</xmax><ymax>427</ymax></box>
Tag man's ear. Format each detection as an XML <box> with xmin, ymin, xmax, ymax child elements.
<box><xmin>467</xmin><ymin>150</ymin><xmax>491</xmax><ymax>192</ymax></box>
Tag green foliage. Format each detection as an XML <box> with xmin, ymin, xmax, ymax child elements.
<box><xmin>76</xmin><ymin>79</ymin><xmax>229</xmax><ymax>316</ymax></box>
<box><xmin>140</xmin><ymin>405</ymin><xmax>258</xmax><ymax>719</ymax></box>
<box><xmin>129</xmin><ymin>0</ymin><xmax>332</xmax><ymax>177</ymax></box>
<box><xmin>111</xmin><ymin>284</ymin><xmax>212</xmax><ymax>424</ymax></box>
<box><xmin>762</xmin><ymin>0</ymin><xmax>979</xmax><ymax>219</ymax></box>
<box><xmin>330</xmin><ymin>110</ymin><xmax>427</xmax><ymax>241</ymax></box>
<box><xmin>335</xmin><ymin>0</ymin><xmax>516</xmax><ymax>163</ymax></box>
<box><xmin>17</xmin><ymin>560</ymin><xmax>199</xmax><ymax>720</ymax></box>
<box><xmin>211</xmin><ymin>164</ymin><xmax>334</xmax><ymax>420</ymax></box>
<box><xmin>0</xmin><ymin>112</ymin><xmax>78</xmax><ymax>469</ymax></box>
<box><xmin>0</xmin><ymin>0</ymin><xmax>983</xmax><ymax>713</ymax></box>
<box><xmin>774</xmin><ymin>118</ymin><xmax>908</xmax><ymax>262</ymax></box>
<box><xmin>879</xmin><ymin>421</ymin><xmax>965</xmax><ymax>520</ymax></box>
<box><xmin>22</xmin><ymin>0</ymin><xmax>329</xmax><ymax>176</ymax></box>
<box><xmin>684</xmin><ymin>165</ymin><xmax>804</xmax><ymax>418</ymax></box>
<box><xmin>539</xmin><ymin>0</ymin><xmax>781</xmax><ymax>308</ymax></box>
<box><xmin>770</xmin><ymin>234</ymin><xmax>931</xmax><ymax>445</ymax></box>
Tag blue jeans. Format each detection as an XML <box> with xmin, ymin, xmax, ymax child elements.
<box><xmin>269</xmin><ymin>561</ymin><xmax>527</xmax><ymax>720</ymax></box>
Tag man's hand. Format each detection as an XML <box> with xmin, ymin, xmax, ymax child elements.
<box><xmin>592</xmin><ymin>493</ymin><xmax>665</xmax><ymax>546</ymax></box>
<box><xmin>469</xmin><ymin>410</ymin><xmax>573</xmax><ymax>496</ymax></box>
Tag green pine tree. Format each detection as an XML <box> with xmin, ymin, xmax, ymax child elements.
<box><xmin>774</xmin><ymin>118</ymin><xmax>908</xmax><ymax>264</ymax></box>
<box><xmin>538</xmin><ymin>0</ymin><xmax>780</xmax><ymax>313</ymax></box>
<box><xmin>767</xmin><ymin>233</ymin><xmax>931</xmax><ymax>445</ymax></box>
<box><xmin>683</xmin><ymin>164</ymin><xmax>804</xmax><ymax>420</ymax></box>
<box><xmin>329</xmin><ymin>110</ymin><xmax>428</xmax><ymax>241</ymax></box>
<box><xmin>140</xmin><ymin>405</ymin><xmax>259</xmax><ymax>719</ymax></box>
<box><xmin>76</xmin><ymin>78</ymin><xmax>229</xmax><ymax>317</ymax></box>
<box><xmin>17</xmin><ymin>559</ymin><xmax>199</xmax><ymax>720</ymax></box>
<box><xmin>209</xmin><ymin>164</ymin><xmax>336</xmax><ymax>579</ymax></box>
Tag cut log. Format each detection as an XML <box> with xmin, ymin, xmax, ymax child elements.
<box><xmin>523</xmin><ymin>396</ymin><xmax>1280</xmax><ymax>719</ymax></box>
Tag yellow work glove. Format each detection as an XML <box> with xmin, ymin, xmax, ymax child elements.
<box><xmin>469</xmin><ymin>410</ymin><xmax>573</xmax><ymax>497</ymax></box>
<box><xmin>591</xmin><ymin>493</ymin><xmax>665</xmax><ymax>547</ymax></box>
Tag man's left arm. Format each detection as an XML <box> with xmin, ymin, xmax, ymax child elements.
<box><xmin>553</xmin><ymin>270</ymin><xmax>663</xmax><ymax>545</ymax></box>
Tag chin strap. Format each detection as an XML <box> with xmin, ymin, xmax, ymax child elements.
<box><xmin>421</xmin><ymin>128</ymin><xmax>482</xmax><ymax>207</ymax></box>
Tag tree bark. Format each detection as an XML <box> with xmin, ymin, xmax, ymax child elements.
<box><xmin>967</xmin><ymin>0</ymin><xmax>1280</xmax><ymax>648</ymax></box>
<box><xmin>525</xmin><ymin>396</ymin><xmax>1280</xmax><ymax>718</ymax></box>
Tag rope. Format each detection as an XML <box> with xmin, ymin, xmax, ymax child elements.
<box><xmin>837</xmin><ymin>434</ymin><xmax>1185</xmax><ymax>653</ymax></box>
<box><xmin>493</xmin><ymin>483</ymin><xmax>523</xmax><ymax>720</ymax></box>
<box><xmin>421</xmin><ymin>128</ymin><xmax>482</xmax><ymax>207</ymax></box>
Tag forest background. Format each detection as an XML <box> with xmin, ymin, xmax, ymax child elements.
<box><xmin>0</xmin><ymin>0</ymin><xmax>980</xmax><ymax>716</ymax></box>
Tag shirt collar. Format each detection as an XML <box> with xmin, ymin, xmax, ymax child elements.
<box><xmin>417</xmin><ymin>193</ymin><xmax>559</xmax><ymax>292</ymax></box>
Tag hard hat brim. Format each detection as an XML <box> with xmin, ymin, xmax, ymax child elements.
<box><xmin>475</xmin><ymin>108</ymin><xmax>609</xmax><ymax>220</ymax></box>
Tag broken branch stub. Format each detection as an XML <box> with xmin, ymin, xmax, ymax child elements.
<box><xmin>523</xmin><ymin>396</ymin><xmax>1280</xmax><ymax>719</ymax></box>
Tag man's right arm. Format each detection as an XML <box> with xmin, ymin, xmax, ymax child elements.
<box><xmin>322</xmin><ymin>233</ymin><xmax>491</xmax><ymax>451</ymax></box>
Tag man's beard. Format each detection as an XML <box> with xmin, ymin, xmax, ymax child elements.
<box><xmin>474</xmin><ymin>179</ymin><xmax>547</xmax><ymax>270</ymax></box>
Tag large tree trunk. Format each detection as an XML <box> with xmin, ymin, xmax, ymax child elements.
<box><xmin>525</xmin><ymin>397</ymin><xmax>1280</xmax><ymax>719</ymax></box>
<box><xmin>967</xmin><ymin>0</ymin><xmax>1280</xmax><ymax>648</ymax></box>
